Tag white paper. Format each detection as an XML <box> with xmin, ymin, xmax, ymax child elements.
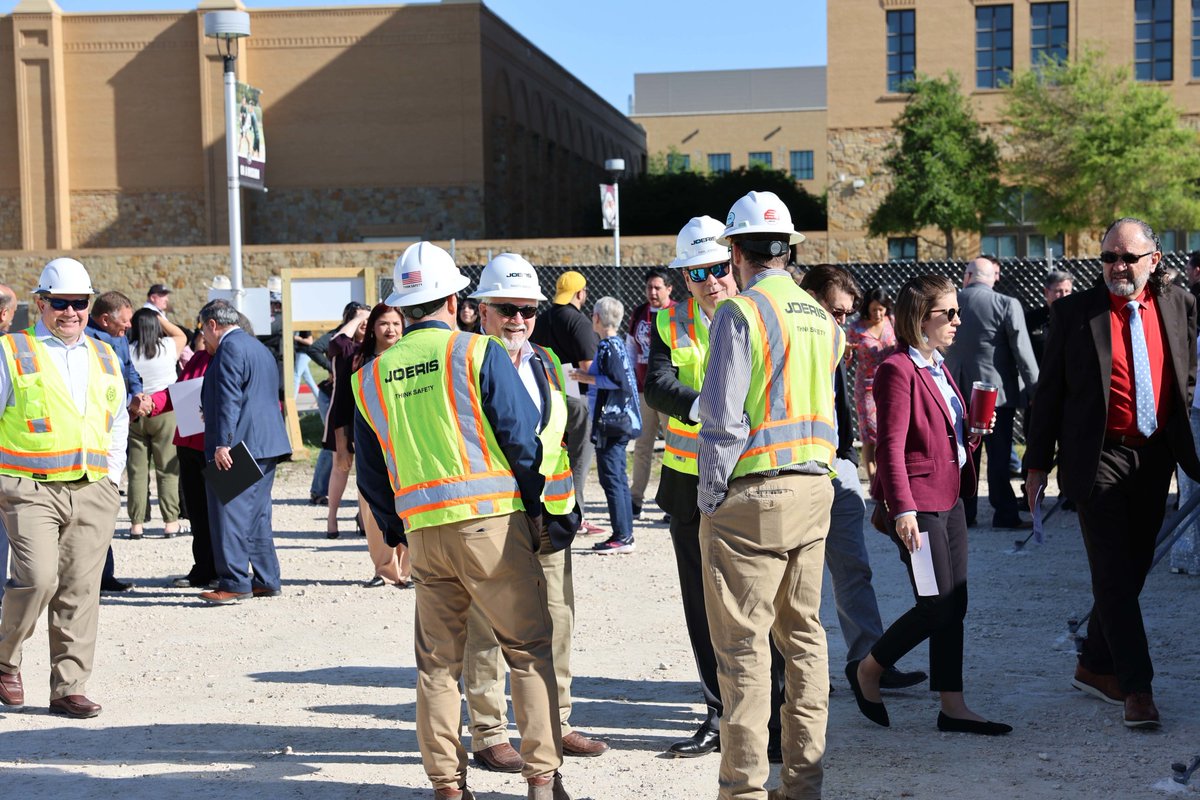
<box><xmin>911</xmin><ymin>532</ymin><xmax>939</xmax><ymax>596</ymax></box>
<box><xmin>1032</xmin><ymin>486</ymin><xmax>1046</xmax><ymax>545</ymax></box>
<box><xmin>563</xmin><ymin>362</ymin><xmax>582</xmax><ymax>399</ymax></box>
<box><xmin>169</xmin><ymin>377</ymin><xmax>205</xmax><ymax>437</ymax></box>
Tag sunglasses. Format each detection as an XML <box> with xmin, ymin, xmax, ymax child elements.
<box><xmin>928</xmin><ymin>307</ymin><xmax>960</xmax><ymax>322</ymax></box>
<box><xmin>686</xmin><ymin>262</ymin><xmax>730</xmax><ymax>283</ymax></box>
<box><xmin>487</xmin><ymin>302</ymin><xmax>538</xmax><ymax>319</ymax></box>
<box><xmin>1100</xmin><ymin>250</ymin><xmax>1155</xmax><ymax>264</ymax></box>
<box><xmin>45</xmin><ymin>298</ymin><xmax>90</xmax><ymax>311</ymax></box>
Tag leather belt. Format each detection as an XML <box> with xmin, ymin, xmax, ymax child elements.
<box><xmin>1105</xmin><ymin>432</ymin><xmax>1150</xmax><ymax>448</ymax></box>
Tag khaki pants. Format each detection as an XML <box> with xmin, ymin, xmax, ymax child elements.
<box><xmin>0</xmin><ymin>475</ymin><xmax>119</xmax><ymax>698</ymax></box>
<box><xmin>127</xmin><ymin>412</ymin><xmax>180</xmax><ymax>525</ymax></box>
<box><xmin>359</xmin><ymin>496</ymin><xmax>408</xmax><ymax>584</ymax></box>
<box><xmin>701</xmin><ymin>473</ymin><xmax>832</xmax><ymax>800</ymax></box>
<box><xmin>630</xmin><ymin>391</ymin><xmax>669</xmax><ymax>507</ymax></box>
<box><xmin>464</xmin><ymin>538</ymin><xmax>575</xmax><ymax>748</ymax></box>
<box><xmin>408</xmin><ymin>512</ymin><xmax>561</xmax><ymax>790</ymax></box>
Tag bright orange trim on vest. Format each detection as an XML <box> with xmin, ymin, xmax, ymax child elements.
<box><xmin>463</xmin><ymin>337</ymin><xmax>494</xmax><ymax>473</ymax></box>
<box><xmin>403</xmin><ymin>490</ymin><xmax>521</xmax><ymax>520</ymax></box>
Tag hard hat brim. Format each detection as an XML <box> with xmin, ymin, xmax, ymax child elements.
<box><xmin>386</xmin><ymin>272</ymin><xmax>471</xmax><ymax>308</ymax></box>
<box><xmin>670</xmin><ymin>252</ymin><xmax>731</xmax><ymax>269</ymax></box>
<box><xmin>716</xmin><ymin>227</ymin><xmax>806</xmax><ymax>247</ymax></box>
<box><xmin>469</xmin><ymin>286</ymin><xmax>548</xmax><ymax>302</ymax></box>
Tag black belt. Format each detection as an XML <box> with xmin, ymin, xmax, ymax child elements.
<box><xmin>1105</xmin><ymin>432</ymin><xmax>1150</xmax><ymax>448</ymax></box>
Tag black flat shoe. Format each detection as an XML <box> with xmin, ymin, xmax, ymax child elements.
<box><xmin>936</xmin><ymin>712</ymin><xmax>1012</xmax><ymax>736</ymax></box>
<box><xmin>326</xmin><ymin>530</ymin><xmax>339</xmax><ymax>540</ymax></box>
<box><xmin>879</xmin><ymin>666</ymin><xmax>928</xmax><ymax>690</ymax></box>
<box><xmin>666</xmin><ymin>724</ymin><xmax>719</xmax><ymax>758</ymax></box>
<box><xmin>845</xmin><ymin>660</ymin><xmax>889</xmax><ymax>727</ymax></box>
<box><xmin>362</xmin><ymin>576</ymin><xmax>386</xmax><ymax>588</ymax></box>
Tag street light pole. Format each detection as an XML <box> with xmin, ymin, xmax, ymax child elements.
<box><xmin>605</xmin><ymin>158</ymin><xmax>624</xmax><ymax>269</ymax></box>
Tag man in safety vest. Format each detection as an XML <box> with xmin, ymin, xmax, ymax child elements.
<box><xmin>0</xmin><ymin>258</ymin><xmax>128</xmax><ymax>719</ymax></box>
<box><xmin>354</xmin><ymin>243</ymin><xmax>571</xmax><ymax>800</ymax></box>
<box><xmin>461</xmin><ymin>254</ymin><xmax>607</xmax><ymax>774</ymax></box>
<box><xmin>697</xmin><ymin>192</ymin><xmax>844</xmax><ymax>800</ymax></box>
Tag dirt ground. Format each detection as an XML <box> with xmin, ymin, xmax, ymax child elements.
<box><xmin>1</xmin><ymin>458</ymin><xmax>1198</xmax><ymax>799</ymax></box>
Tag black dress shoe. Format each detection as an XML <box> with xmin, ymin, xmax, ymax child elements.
<box><xmin>100</xmin><ymin>579</ymin><xmax>132</xmax><ymax>592</ymax></box>
<box><xmin>936</xmin><ymin>711</ymin><xmax>1012</xmax><ymax>736</ymax></box>
<box><xmin>845</xmin><ymin>660</ymin><xmax>889</xmax><ymax>727</ymax></box>
<box><xmin>667</xmin><ymin>724</ymin><xmax>719</xmax><ymax>758</ymax></box>
<box><xmin>879</xmin><ymin>666</ymin><xmax>928</xmax><ymax>690</ymax></box>
<box><xmin>363</xmin><ymin>576</ymin><xmax>387</xmax><ymax>588</ymax></box>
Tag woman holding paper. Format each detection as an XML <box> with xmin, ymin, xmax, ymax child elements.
<box><xmin>847</xmin><ymin>274</ymin><xmax>1011</xmax><ymax>736</ymax></box>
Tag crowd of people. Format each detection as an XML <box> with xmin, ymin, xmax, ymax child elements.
<box><xmin>0</xmin><ymin>192</ymin><xmax>1198</xmax><ymax>800</ymax></box>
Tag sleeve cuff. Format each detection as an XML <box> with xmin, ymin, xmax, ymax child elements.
<box><xmin>894</xmin><ymin>510</ymin><xmax>917</xmax><ymax>520</ymax></box>
<box><xmin>688</xmin><ymin>397</ymin><xmax>701</xmax><ymax>424</ymax></box>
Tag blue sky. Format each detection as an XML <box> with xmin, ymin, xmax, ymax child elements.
<box><xmin>0</xmin><ymin>0</ymin><xmax>828</xmax><ymax>111</ymax></box>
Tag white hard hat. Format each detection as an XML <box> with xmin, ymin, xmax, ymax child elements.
<box><xmin>670</xmin><ymin>216</ymin><xmax>731</xmax><ymax>269</ymax></box>
<box><xmin>470</xmin><ymin>253</ymin><xmax>547</xmax><ymax>302</ymax></box>
<box><xmin>266</xmin><ymin>276</ymin><xmax>282</xmax><ymax>293</ymax></box>
<box><xmin>717</xmin><ymin>190</ymin><xmax>806</xmax><ymax>247</ymax></box>
<box><xmin>34</xmin><ymin>257</ymin><xmax>95</xmax><ymax>295</ymax></box>
<box><xmin>209</xmin><ymin>275</ymin><xmax>232</xmax><ymax>291</ymax></box>
<box><xmin>386</xmin><ymin>242</ymin><xmax>470</xmax><ymax>307</ymax></box>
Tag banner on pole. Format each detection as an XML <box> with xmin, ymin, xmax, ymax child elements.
<box><xmin>600</xmin><ymin>183</ymin><xmax>617</xmax><ymax>231</ymax></box>
<box><xmin>237</xmin><ymin>83</ymin><xmax>267</xmax><ymax>191</ymax></box>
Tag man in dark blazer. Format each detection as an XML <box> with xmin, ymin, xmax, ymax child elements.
<box><xmin>197</xmin><ymin>299</ymin><xmax>292</xmax><ymax>604</ymax></box>
<box><xmin>1027</xmin><ymin>218</ymin><xmax>1200</xmax><ymax>730</ymax></box>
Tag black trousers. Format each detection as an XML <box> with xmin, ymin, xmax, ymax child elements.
<box><xmin>668</xmin><ymin>509</ymin><xmax>783</xmax><ymax>734</ymax></box>
<box><xmin>178</xmin><ymin>447</ymin><xmax>216</xmax><ymax>584</ymax></box>
<box><xmin>871</xmin><ymin>498</ymin><xmax>969</xmax><ymax>692</ymax></box>
<box><xmin>964</xmin><ymin>406</ymin><xmax>1019</xmax><ymax>524</ymax></box>
<box><xmin>1076</xmin><ymin>436</ymin><xmax>1175</xmax><ymax>694</ymax></box>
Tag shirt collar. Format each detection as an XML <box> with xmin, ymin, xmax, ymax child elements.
<box><xmin>403</xmin><ymin>320</ymin><xmax>452</xmax><ymax>334</ymax></box>
<box><xmin>34</xmin><ymin>319</ymin><xmax>88</xmax><ymax>349</ymax></box>
<box><xmin>744</xmin><ymin>268</ymin><xmax>790</xmax><ymax>291</ymax></box>
<box><xmin>1109</xmin><ymin>285</ymin><xmax>1152</xmax><ymax>312</ymax></box>
<box><xmin>907</xmin><ymin>345</ymin><xmax>945</xmax><ymax>371</ymax></box>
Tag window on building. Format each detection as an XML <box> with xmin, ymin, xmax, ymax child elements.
<box><xmin>708</xmin><ymin>153</ymin><xmax>731</xmax><ymax>174</ymax></box>
<box><xmin>976</xmin><ymin>5</ymin><xmax>1014</xmax><ymax>89</ymax></box>
<box><xmin>667</xmin><ymin>152</ymin><xmax>691</xmax><ymax>172</ymax></box>
<box><xmin>1192</xmin><ymin>0</ymin><xmax>1200</xmax><ymax>78</ymax></box>
<box><xmin>1156</xmin><ymin>230</ymin><xmax>1200</xmax><ymax>252</ymax></box>
<box><xmin>1188</xmin><ymin>231</ymin><xmax>1200</xmax><ymax>251</ymax></box>
<box><xmin>1027</xmin><ymin>234</ymin><xmax>1066</xmax><ymax>259</ymax></box>
<box><xmin>981</xmin><ymin>234</ymin><xmax>1018</xmax><ymax>259</ymax></box>
<box><xmin>985</xmin><ymin>188</ymin><xmax>1064</xmax><ymax>258</ymax></box>
<box><xmin>1031</xmin><ymin>2</ymin><xmax>1069</xmax><ymax>67</ymax></box>
<box><xmin>789</xmin><ymin>150</ymin><xmax>815</xmax><ymax>180</ymax></box>
<box><xmin>887</xmin><ymin>10</ymin><xmax>916</xmax><ymax>92</ymax></box>
<box><xmin>888</xmin><ymin>237</ymin><xmax>918</xmax><ymax>262</ymax></box>
<box><xmin>1135</xmin><ymin>0</ymin><xmax>1173</xmax><ymax>82</ymax></box>
<box><xmin>749</xmin><ymin>151</ymin><xmax>773</xmax><ymax>169</ymax></box>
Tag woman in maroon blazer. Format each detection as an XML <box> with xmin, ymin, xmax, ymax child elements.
<box><xmin>846</xmin><ymin>274</ymin><xmax>1011</xmax><ymax>736</ymax></box>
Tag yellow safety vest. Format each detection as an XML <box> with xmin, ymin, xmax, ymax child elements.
<box><xmin>530</xmin><ymin>343</ymin><xmax>575</xmax><ymax>515</ymax></box>
<box><xmin>354</xmin><ymin>327</ymin><xmax>523</xmax><ymax>532</ymax></box>
<box><xmin>718</xmin><ymin>275</ymin><xmax>843</xmax><ymax>479</ymax></box>
<box><xmin>655</xmin><ymin>298</ymin><xmax>708</xmax><ymax>477</ymax></box>
<box><xmin>0</xmin><ymin>329</ymin><xmax>123</xmax><ymax>482</ymax></box>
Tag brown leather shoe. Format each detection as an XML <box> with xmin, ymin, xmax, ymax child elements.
<box><xmin>473</xmin><ymin>741</ymin><xmax>524</xmax><ymax>772</ymax></box>
<box><xmin>1071</xmin><ymin>663</ymin><xmax>1125</xmax><ymax>706</ymax></box>
<box><xmin>433</xmin><ymin>786</ymin><xmax>476</xmax><ymax>800</ymax></box>
<box><xmin>562</xmin><ymin>730</ymin><xmax>608</xmax><ymax>757</ymax></box>
<box><xmin>0</xmin><ymin>671</ymin><xmax>23</xmax><ymax>708</ymax></box>
<box><xmin>49</xmin><ymin>695</ymin><xmax>102</xmax><ymax>719</ymax></box>
<box><xmin>528</xmin><ymin>772</ymin><xmax>571</xmax><ymax>800</ymax></box>
<box><xmin>252</xmin><ymin>587</ymin><xmax>282</xmax><ymax>598</ymax></box>
<box><xmin>199</xmin><ymin>589</ymin><xmax>252</xmax><ymax>605</ymax></box>
<box><xmin>1123</xmin><ymin>692</ymin><xmax>1161</xmax><ymax>729</ymax></box>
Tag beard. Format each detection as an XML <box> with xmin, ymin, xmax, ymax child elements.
<box><xmin>1105</xmin><ymin>270</ymin><xmax>1149</xmax><ymax>298</ymax></box>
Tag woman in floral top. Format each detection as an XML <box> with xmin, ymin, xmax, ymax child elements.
<box><xmin>847</xmin><ymin>286</ymin><xmax>897</xmax><ymax>483</ymax></box>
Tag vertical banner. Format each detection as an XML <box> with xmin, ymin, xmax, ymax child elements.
<box><xmin>600</xmin><ymin>183</ymin><xmax>617</xmax><ymax>231</ymax></box>
<box><xmin>237</xmin><ymin>83</ymin><xmax>267</xmax><ymax>191</ymax></box>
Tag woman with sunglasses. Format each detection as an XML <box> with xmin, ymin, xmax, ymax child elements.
<box><xmin>847</xmin><ymin>274</ymin><xmax>1011</xmax><ymax>736</ymax></box>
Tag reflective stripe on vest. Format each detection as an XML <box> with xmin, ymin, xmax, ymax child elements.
<box><xmin>655</xmin><ymin>299</ymin><xmax>708</xmax><ymax>477</ymax></box>
<box><xmin>530</xmin><ymin>343</ymin><xmax>575</xmax><ymax>515</ymax></box>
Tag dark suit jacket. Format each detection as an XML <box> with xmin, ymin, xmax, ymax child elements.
<box><xmin>945</xmin><ymin>282</ymin><xmax>1039</xmax><ymax>409</ymax></box>
<box><xmin>645</xmin><ymin>314</ymin><xmax>701</xmax><ymax>522</ymax></box>
<box><xmin>872</xmin><ymin>349</ymin><xmax>978</xmax><ymax>516</ymax></box>
<box><xmin>1026</xmin><ymin>284</ymin><xmax>1200</xmax><ymax>501</ymax></box>
<box><xmin>202</xmin><ymin>327</ymin><xmax>292</xmax><ymax>462</ymax></box>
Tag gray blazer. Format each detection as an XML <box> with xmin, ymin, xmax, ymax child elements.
<box><xmin>945</xmin><ymin>282</ymin><xmax>1039</xmax><ymax>409</ymax></box>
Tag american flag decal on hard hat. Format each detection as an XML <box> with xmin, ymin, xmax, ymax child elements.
<box><xmin>402</xmin><ymin>271</ymin><xmax>422</xmax><ymax>287</ymax></box>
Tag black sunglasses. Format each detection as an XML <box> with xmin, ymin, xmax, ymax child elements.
<box><xmin>1100</xmin><ymin>250</ymin><xmax>1155</xmax><ymax>264</ymax></box>
<box><xmin>686</xmin><ymin>262</ymin><xmax>730</xmax><ymax>283</ymax></box>
<box><xmin>46</xmin><ymin>298</ymin><xmax>89</xmax><ymax>311</ymax></box>
<box><xmin>487</xmin><ymin>302</ymin><xmax>538</xmax><ymax>319</ymax></box>
<box><xmin>928</xmin><ymin>307</ymin><xmax>959</xmax><ymax>322</ymax></box>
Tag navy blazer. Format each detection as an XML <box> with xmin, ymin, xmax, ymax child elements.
<box><xmin>202</xmin><ymin>327</ymin><xmax>292</xmax><ymax>462</ymax></box>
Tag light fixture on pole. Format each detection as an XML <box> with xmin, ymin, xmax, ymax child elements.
<box><xmin>204</xmin><ymin>9</ymin><xmax>251</xmax><ymax>312</ymax></box>
<box><xmin>604</xmin><ymin>158</ymin><xmax>624</xmax><ymax>268</ymax></box>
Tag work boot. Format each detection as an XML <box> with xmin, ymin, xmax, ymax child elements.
<box><xmin>433</xmin><ymin>786</ymin><xmax>475</xmax><ymax>799</ymax></box>
<box><xmin>528</xmin><ymin>772</ymin><xmax>571</xmax><ymax>800</ymax></box>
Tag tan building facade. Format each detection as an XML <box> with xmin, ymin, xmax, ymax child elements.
<box><xmin>0</xmin><ymin>0</ymin><xmax>644</xmax><ymax>251</ymax></box>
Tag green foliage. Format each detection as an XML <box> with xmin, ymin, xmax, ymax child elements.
<box><xmin>647</xmin><ymin>146</ymin><xmax>697</xmax><ymax>175</ymax></box>
<box><xmin>1003</xmin><ymin>49</ymin><xmax>1200</xmax><ymax>235</ymax></box>
<box><xmin>622</xmin><ymin>165</ymin><xmax>826</xmax><ymax>236</ymax></box>
<box><xmin>867</xmin><ymin>74</ymin><xmax>1002</xmax><ymax>258</ymax></box>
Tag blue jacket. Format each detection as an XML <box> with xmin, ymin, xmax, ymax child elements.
<box><xmin>85</xmin><ymin>318</ymin><xmax>143</xmax><ymax>396</ymax></box>
<box><xmin>589</xmin><ymin>335</ymin><xmax>641</xmax><ymax>443</ymax></box>
<box><xmin>202</xmin><ymin>327</ymin><xmax>292</xmax><ymax>462</ymax></box>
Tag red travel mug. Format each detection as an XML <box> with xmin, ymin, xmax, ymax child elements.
<box><xmin>969</xmin><ymin>382</ymin><xmax>999</xmax><ymax>436</ymax></box>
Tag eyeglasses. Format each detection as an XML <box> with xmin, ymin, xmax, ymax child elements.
<box><xmin>487</xmin><ymin>302</ymin><xmax>538</xmax><ymax>319</ymax></box>
<box><xmin>45</xmin><ymin>298</ymin><xmax>89</xmax><ymax>311</ymax></box>
<box><xmin>828</xmin><ymin>308</ymin><xmax>854</xmax><ymax>323</ymax></box>
<box><xmin>1100</xmin><ymin>250</ymin><xmax>1155</xmax><ymax>265</ymax></box>
<box><xmin>686</xmin><ymin>262</ymin><xmax>730</xmax><ymax>283</ymax></box>
<box><xmin>928</xmin><ymin>307</ymin><xmax>959</xmax><ymax>322</ymax></box>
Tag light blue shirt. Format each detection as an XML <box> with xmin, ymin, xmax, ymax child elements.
<box><xmin>908</xmin><ymin>346</ymin><xmax>967</xmax><ymax>468</ymax></box>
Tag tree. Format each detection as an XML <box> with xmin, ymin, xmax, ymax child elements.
<box><xmin>867</xmin><ymin>74</ymin><xmax>1001</xmax><ymax>258</ymax></box>
<box><xmin>1003</xmin><ymin>49</ymin><xmax>1200</xmax><ymax>235</ymax></box>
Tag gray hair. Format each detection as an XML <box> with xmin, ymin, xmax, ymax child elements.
<box><xmin>1044</xmin><ymin>270</ymin><xmax>1074</xmax><ymax>288</ymax></box>
<box><xmin>593</xmin><ymin>296</ymin><xmax>624</xmax><ymax>330</ymax></box>
<box><xmin>0</xmin><ymin>285</ymin><xmax>15</xmax><ymax>313</ymax></box>
<box><xmin>199</xmin><ymin>299</ymin><xmax>240</xmax><ymax>328</ymax></box>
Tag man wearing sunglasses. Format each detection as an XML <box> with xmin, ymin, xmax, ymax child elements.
<box><xmin>0</xmin><ymin>258</ymin><xmax>128</xmax><ymax>719</ymax></box>
<box><xmin>945</xmin><ymin>256</ymin><xmax>1039</xmax><ymax>529</ymax></box>
<box><xmin>1027</xmin><ymin>218</ymin><xmax>1200</xmax><ymax>730</ymax></box>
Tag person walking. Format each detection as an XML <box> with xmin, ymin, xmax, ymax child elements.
<box><xmin>0</xmin><ymin>258</ymin><xmax>128</xmax><ymax>718</ymax></box>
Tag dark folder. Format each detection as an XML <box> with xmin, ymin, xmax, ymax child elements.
<box><xmin>202</xmin><ymin>441</ymin><xmax>265</xmax><ymax>504</ymax></box>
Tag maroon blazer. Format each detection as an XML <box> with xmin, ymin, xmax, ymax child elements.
<box><xmin>871</xmin><ymin>349</ymin><xmax>978</xmax><ymax>517</ymax></box>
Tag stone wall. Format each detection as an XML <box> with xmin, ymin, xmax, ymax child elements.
<box><xmin>827</xmin><ymin>127</ymin><xmax>895</xmax><ymax>234</ymax></box>
<box><xmin>70</xmin><ymin>190</ymin><xmax>207</xmax><ymax>248</ymax></box>
<box><xmin>0</xmin><ymin>193</ymin><xmax>19</xmax><ymax>250</ymax></box>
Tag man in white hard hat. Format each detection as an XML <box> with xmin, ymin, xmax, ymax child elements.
<box><xmin>697</xmin><ymin>191</ymin><xmax>843</xmax><ymax>800</ymax></box>
<box><xmin>354</xmin><ymin>243</ymin><xmax>570</xmax><ymax>800</ymax></box>
<box><xmin>461</xmin><ymin>254</ymin><xmax>606</xmax><ymax>775</ymax></box>
<box><xmin>0</xmin><ymin>258</ymin><xmax>129</xmax><ymax>719</ymax></box>
<box><xmin>0</xmin><ymin>283</ymin><xmax>16</xmax><ymax>611</ymax></box>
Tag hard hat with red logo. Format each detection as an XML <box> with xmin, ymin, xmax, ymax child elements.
<box><xmin>470</xmin><ymin>253</ymin><xmax>547</xmax><ymax>302</ymax></box>
<box><xmin>34</xmin><ymin>257</ymin><xmax>95</xmax><ymax>295</ymax></box>
<box><xmin>386</xmin><ymin>242</ymin><xmax>470</xmax><ymax>308</ymax></box>
<box><xmin>670</xmin><ymin>216</ymin><xmax>731</xmax><ymax>269</ymax></box>
<box><xmin>717</xmin><ymin>190</ymin><xmax>806</xmax><ymax>248</ymax></box>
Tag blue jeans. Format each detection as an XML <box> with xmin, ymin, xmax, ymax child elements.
<box><xmin>294</xmin><ymin>352</ymin><xmax>320</xmax><ymax>399</ymax></box>
<box><xmin>310</xmin><ymin>390</ymin><xmax>332</xmax><ymax>498</ymax></box>
<box><xmin>595</xmin><ymin>436</ymin><xmax>633</xmax><ymax>541</ymax></box>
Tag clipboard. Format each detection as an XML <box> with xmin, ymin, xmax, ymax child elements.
<box><xmin>202</xmin><ymin>441</ymin><xmax>265</xmax><ymax>504</ymax></box>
